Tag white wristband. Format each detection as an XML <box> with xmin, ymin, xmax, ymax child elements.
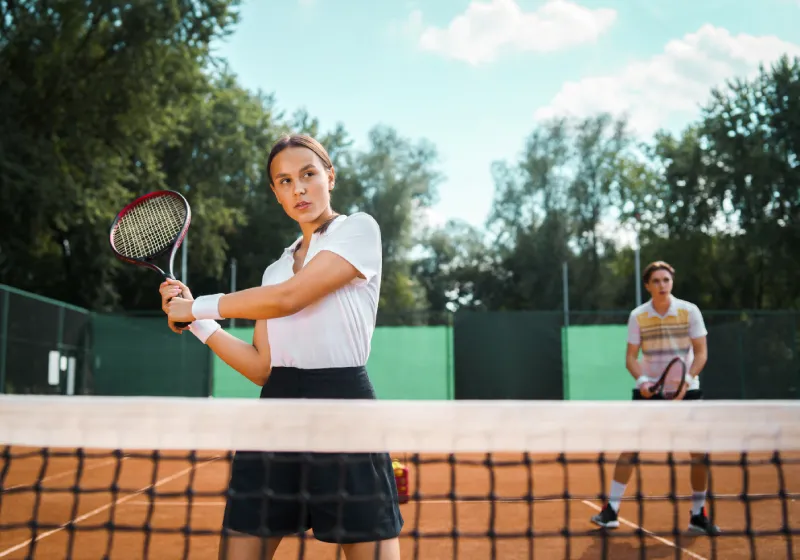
<box><xmin>635</xmin><ymin>376</ymin><xmax>653</xmax><ymax>388</ymax></box>
<box><xmin>192</xmin><ymin>294</ymin><xmax>224</xmax><ymax>321</ymax></box>
<box><xmin>188</xmin><ymin>320</ymin><xmax>221</xmax><ymax>344</ymax></box>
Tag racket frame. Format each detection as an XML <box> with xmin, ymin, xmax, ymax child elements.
<box><xmin>649</xmin><ymin>356</ymin><xmax>688</xmax><ymax>400</ymax></box>
<box><xmin>109</xmin><ymin>190</ymin><xmax>192</xmax><ymax>327</ymax></box>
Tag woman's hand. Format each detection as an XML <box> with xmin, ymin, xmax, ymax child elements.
<box><xmin>159</xmin><ymin>279</ymin><xmax>194</xmax><ymax>334</ymax></box>
<box><xmin>166</xmin><ymin>297</ymin><xmax>196</xmax><ymax>326</ymax></box>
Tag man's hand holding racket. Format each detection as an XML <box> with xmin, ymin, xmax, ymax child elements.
<box><xmin>642</xmin><ymin>357</ymin><xmax>689</xmax><ymax>400</ymax></box>
<box><xmin>637</xmin><ymin>379</ymin><xmax>656</xmax><ymax>399</ymax></box>
<box><xmin>159</xmin><ymin>279</ymin><xmax>194</xmax><ymax>334</ymax></box>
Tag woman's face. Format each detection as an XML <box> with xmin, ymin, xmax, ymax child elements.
<box><xmin>270</xmin><ymin>146</ymin><xmax>334</xmax><ymax>225</ymax></box>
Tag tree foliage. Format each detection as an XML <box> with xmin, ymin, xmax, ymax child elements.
<box><xmin>1</xmin><ymin>3</ymin><xmax>798</xmax><ymax>317</ymax></box>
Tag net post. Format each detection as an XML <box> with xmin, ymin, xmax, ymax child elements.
<box><xmin>446</xmin><ymin>310</ymin><xmax>454</xmax><ymax>400</ymax></box>
<box><xmin>634</xmin><ymin>216</ymin><xmax>642</xmax><ymax>306</ymax></box>
<box><xmin>562</xmin><ymin>261</ymin><xmax>570</xmax><ymax>400</ymax></box>
<box><xmin>0</xmin><ymin>287</ymin><xmax>8</xmax><ymax>393</ymax></box>
<box><xmin>230</xmin><ymin>258</ymin><xmax>237</xmax><ymax>329</ymax></box>
<box><xmin>57</xmin><ymin>305</ymin><xmax>66</xmax><ymax>394</ymax></box>
<box><xmin>738</xmin><ymin>320</ymin><xmax>747</xmax><ymax>399</ymax></box>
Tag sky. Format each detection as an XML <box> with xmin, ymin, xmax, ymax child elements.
<box><xmin>212</xmin><ymin>0</ymin><xmax>800</xmax><ymax>231</ymax></box>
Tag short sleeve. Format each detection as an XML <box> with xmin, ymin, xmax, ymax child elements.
<box><xmin>627</xmin><ymin>311</ymin><xmax>641</xmax><ymax>345</ymax></box>
<box><xmin>321</xmin><ymin>213</ymin><xmax>382</xmax><ymax>282</ymax></box>
<box><xmin>688</xmin><ymin>304</ymin><xmax>708</xmax><ymax>339</ymax></box>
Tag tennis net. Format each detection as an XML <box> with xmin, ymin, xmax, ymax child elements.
<box><xmin>1</xmin><ymin>395</ymin><xmax>799</xmax><ymax>559</ymax></box>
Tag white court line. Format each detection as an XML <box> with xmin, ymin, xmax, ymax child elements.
<box><xmin>410</xmin><ymin>497</ymin><xmax>711</xmax><ymax>559</ymax></box>
<box><xmin>0</xmin><ymin>457</ymin><xmax>219</xmax><ymax>558</ymax></box>
<box><xmin>581</xmin><ymin>501</ymin><xmax>708</xmax><ymax>560</ymax></box>
<box><xmin>6</xmin><ymin>458</ymin><xmax>122</xmax><ymax>491</ymax></box>
<box><xmin>397</xmin><ymin>492</ymin><xmax>771</xmax><ymax>504</ymax></box>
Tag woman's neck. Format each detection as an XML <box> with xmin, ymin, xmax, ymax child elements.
<box><xmin>296</xmin><ymin>209</ymin><xmax>337</xmax><ymax>250</ymax></box>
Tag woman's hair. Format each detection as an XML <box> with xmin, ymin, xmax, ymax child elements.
<box><xmin>642</xmin><ymin>261</ymin><xmax>675</xmax><ymax>284</ymax></box>
<box><xmin>267</xmin><ymin>134</ymin><xmax>339</xmax><ymax>237</ymax></box>
<box><xmin>267</xmin><ymin>134</ymin><xmax>333</xmax><ymax>184</ymax></box>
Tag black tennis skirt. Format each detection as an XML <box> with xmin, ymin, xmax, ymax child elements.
<box><xmin>221</xmin><ymin>366</ymin><xmax>404</xmax><ymax>544</ymax></box>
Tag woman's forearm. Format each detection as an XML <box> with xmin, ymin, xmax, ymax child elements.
<box><xmin>205</xmin><ymin>329</ymin><xmax>271</xmax><ymax>386</ymax></box>
<box><xmin>217</xmin><ymin>284</ymin><xmax>296</xmax><ymax>321</ymax></box>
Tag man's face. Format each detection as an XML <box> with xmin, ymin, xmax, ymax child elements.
<box><xmin>646</xmin><ymin>269</ymin><xmax>673</xmax><ymax>299</ymax></box>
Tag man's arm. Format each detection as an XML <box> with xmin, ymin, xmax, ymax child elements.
<box><xmin>689</xmin><ymin>336</ymin><xmax>708</xmax><ymax>378</ymax></box>
<box><xmin>688</xmin><ymin>304</ymin><xmax>709</xmax><ymax>378</ymax></box>
<box><xmin>626</xmin><ymin>311</ymin><xmax>654</xmax><ymax>396</ymax></box>
<box><xmin>625</xmin><ymin>311</ymin><xmax>644</xmax><ymax>381</ymax></box>
<box><xmin>626</xmin><ymin>343</ymin><xmax>644</xmax><ymax>380</ymax></box>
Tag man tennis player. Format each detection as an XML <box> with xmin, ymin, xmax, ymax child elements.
<box><xmin>590</xmin><ymin>261</ymin><xmax>721</xmax><ymax>536</ymax></box>
<box><xmin>159</xmin><ymin>134</ymin><xmax>403</xmax><ymax>559</ymax></box>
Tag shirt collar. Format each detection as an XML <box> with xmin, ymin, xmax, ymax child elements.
<box><xmin>646</xmin><ymin>296</ymin><xmax>677</xmax><ymax>318</ymax></box>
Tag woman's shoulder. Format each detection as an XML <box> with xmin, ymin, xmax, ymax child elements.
<box><xmin>331</xmin><ymin>212</ymin><xmax>380</xmax><ymax>238</ymax></box>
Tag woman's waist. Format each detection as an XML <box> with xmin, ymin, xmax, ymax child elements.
<box><xmin>261</xmin><ymin>365</ymin><xmax>375</xmax><ymax>400</ymax></box>
<box><xmin>270</xmin><ymin>365</ymin><xmax>367</xmax><ymax>376</ymax></box>
<box><xmin>269</xmin><ymin>346</ymin><xmax>371</xmax><ymax>370</ymax></box>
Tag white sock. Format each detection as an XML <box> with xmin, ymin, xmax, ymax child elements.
<box><xmin>691</xmin><ymin>491</ymin><xmax>706</xmax><ymax>515</ymax></box>
<box><xmin>608</xmin><ymin>481</ymin><xmax>627</xmax><ymax>513</ymax></box>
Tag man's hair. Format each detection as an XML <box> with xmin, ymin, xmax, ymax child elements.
<box><xmin>642</xmin><ymin>261</ymin><xmax>675</xmax><ymax>284</ymax></box>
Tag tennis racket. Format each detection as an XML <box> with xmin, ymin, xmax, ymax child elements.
<box><xmin>109</xmin><ymin>190</ymin><xmax>192</xmax><ymax>328</ymax></box>
<box><xmin>648</xmin><ymin>357</ymin><xmax>688</xmax><ymax>400</ymax></box>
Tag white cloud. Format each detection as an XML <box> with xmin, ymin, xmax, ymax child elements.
<box><xmin>533</xmin><ymin>25</ymin><xmax>800</xmax><ymax>136</ymax></box>
<box><xmin>406</xmin><ymin>0</ymin><xmax>617</xmax><ymax>65</ymax></box>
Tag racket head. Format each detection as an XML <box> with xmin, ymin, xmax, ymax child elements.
<box><xmin>652</xmin><ymin>357</ymin><xmax>687</xmax><ymax>400</ymax></box>
<box><xmin>109</xmin><ymin>190</ymin><xmax>191</xmax><ymax>277</ymax></box>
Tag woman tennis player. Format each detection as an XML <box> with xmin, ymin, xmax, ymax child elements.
<box><xmin>158</xmin><ymin>134</ymin><xmax>403</xmax><ymax>560</ymax></box>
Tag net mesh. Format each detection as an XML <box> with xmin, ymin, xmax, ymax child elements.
<box><xmin>1</xmin><ymin>395</ymin><xmax>799</xmax><ymax>559</ymax></box>
<box><xmin>112</xmin><ymin>194</ymin><xmax>187</xmax><ymax>259</ymax></box>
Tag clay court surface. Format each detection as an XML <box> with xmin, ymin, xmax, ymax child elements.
<box><xmin>1</xmin><ymin>448</ymin><xmax>798</xmax><ymax>559</ymax></box>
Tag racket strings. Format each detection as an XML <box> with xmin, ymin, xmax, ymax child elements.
<box><xmin>113</xmin><ymin>195</ymin><xmax>187</xmax><ymax>259</ymax></box>
<box><xmin>661</xmin><ymin>361</ymin><xmax>687</xmax><ymax>397</ymax></box>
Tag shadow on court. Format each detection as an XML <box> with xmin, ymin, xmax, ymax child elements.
<box><xmin>578</xmin><ymin>532</ymin><xmax>702</xmax><ymax>560</ymax></box>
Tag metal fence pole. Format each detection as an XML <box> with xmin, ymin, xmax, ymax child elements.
<box><xmin>0</xmin><ymin>289</ymin><xmax>9</xmax><ymax>394</ymax></box>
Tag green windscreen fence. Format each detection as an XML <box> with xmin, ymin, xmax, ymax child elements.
<box><xmin>91</xmin><ymin>314</ymin><xmax>212</xmax><ymax>397</ymax></box>
<box><xmin>211</xmin><ymin>327</ymin><xmax>261</xmax><ymax>398</ymax></box>
<box><xmin>453</xmin><ymin>311</ymin><xmax>565</xmax><ymax>400</ymax></box>
<box><xmin>563</xmin><ymin>312</ymin><xmax>800</xmax><ymax>401</ymax></box>
<box><xmin>564</xmin><ymin>325</ymin><xmax>632</xmax><ymax>400</ymax></box>
<box><xmin>0</xmin><ymin>284</ymin><xmax>92</xmax><ymax>396</ymax></box>
<box><xmin>212</xmin><ymin>325</ymin><xmax>454</xmax><ymax>400</ymax></box>
<box><xmin>3</xmin><ymin>281</ymin><xmax>797</xmax><ymax>403</ymax></box>
<box><xmin>700</xmin><ymin>312</ymin><xmax>800</xmax><ymax>400</ymax></box>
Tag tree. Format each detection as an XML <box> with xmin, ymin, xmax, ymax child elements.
<box><xmin>0</xmin><ymin>0</ymin><xmax>241</xmax><ymax>309</ymax></box>
<box><xmin>336</xmin><ymin>126</ymin><xmax>442</xmax><ymax>318</ymax></box>
<box><xmin>699</xmin><ymin>55</ymin><xmax>800</xmax><ymax>308</ymax></box>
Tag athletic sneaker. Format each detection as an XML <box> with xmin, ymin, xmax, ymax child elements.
<box><xmin>590</xmin><ymin>504</ymin><xmax>619</xmax><ymax>529</ymax></box>
<box><xmin>688</xmin><ymin>508</ymin><xmax>721</xmax><ymax>536</ymax></box>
